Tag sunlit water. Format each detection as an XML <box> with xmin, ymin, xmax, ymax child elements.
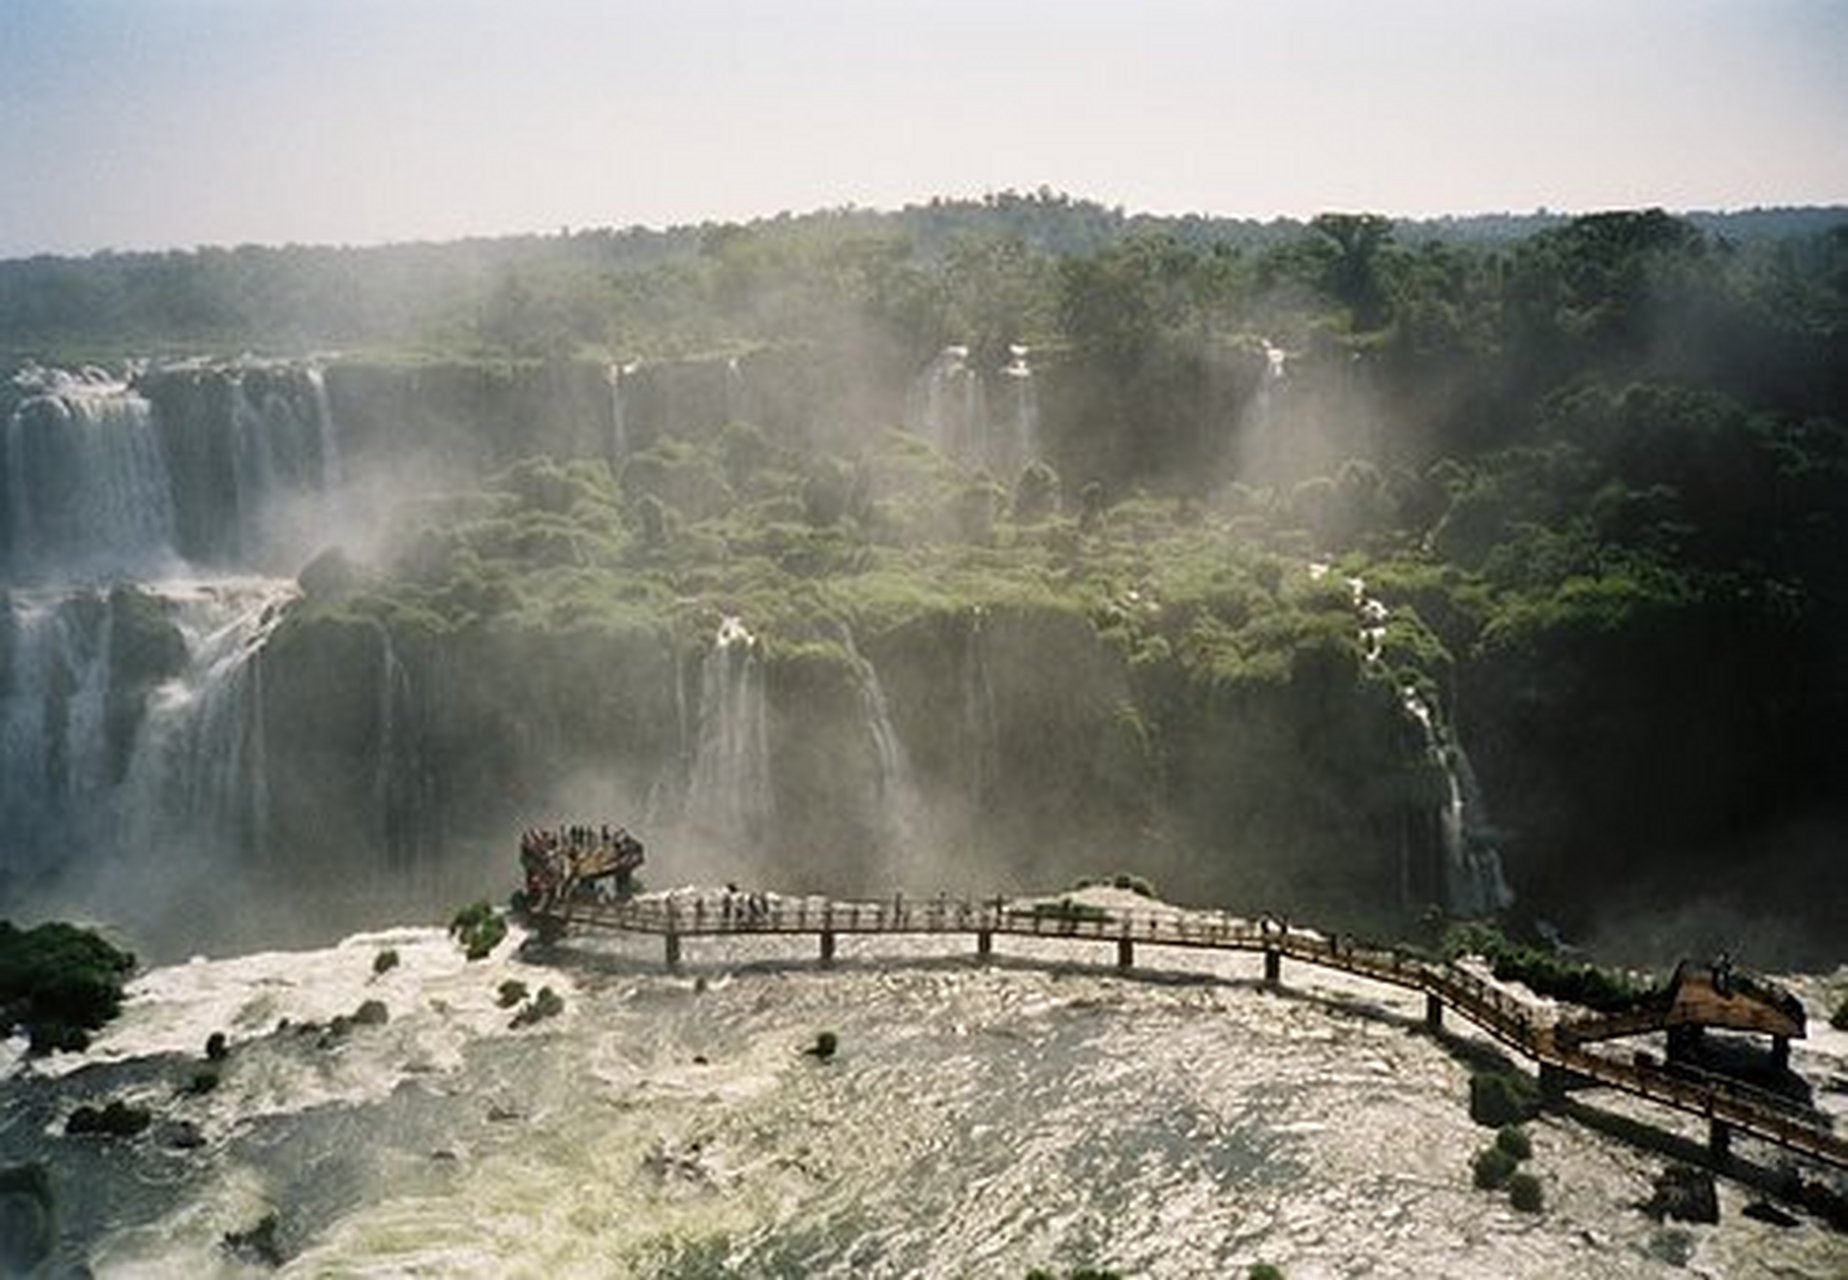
<box><xmin>4</xmin><ymin>893</ymin><xmax>1844</xmax><ymax>1278</ymax></box>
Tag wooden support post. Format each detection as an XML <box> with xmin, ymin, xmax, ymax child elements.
<box><xmin>1709</xmin><ymin>1119</ymin><xmax>1732</xmax><ymax>1164</ymax></box>
<box><xmin>1424</xmin><ymin>991</ymin><xmax>1443</xmax><ymax>1032</ymax></box>
<box><xmin>664</xmin><ymin>933</ymin><xmax>682</xmax><ymax>973</ymax></box>
<box><xmin>1263</xmin><ymin>948</ymin><xmax>1280</xmax><ymax>987</ymax></box>
<box><xmin>976</xmin><ymin>930</ymin><xmax>993</xmax><ymax>961</ymax></box>
<box><xmin>819</xmin><ymin>931</ymin><xmax>836</xmax><ymax>968</ymax></box>
<box><xmin>1117</xmin><ymin>937</ymin><xmax>1134</xmax><ymax>971</ymax></box>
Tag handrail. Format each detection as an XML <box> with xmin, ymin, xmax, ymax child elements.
<box><xmin>535</xmin><ymin>891</ymin><xmax>1846</xmax><ymax>1169</ymax></box>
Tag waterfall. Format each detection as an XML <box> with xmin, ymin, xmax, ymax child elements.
<box><xmin>375</xmin><ymin>625</ymin><xmax>434</xmax><ymax>875</ymax></box>
<box><xmin>685</xmin><ymin>616</ymin><xmax>773</xmax><ymax>849</ymax></box>
<box><xmin>223</xmin><ymin>364</ymin><xmax>339</xmax><ymax>566</ymax></box>
<box><xmin>840</xmin><ymin>625</ymin><xmax>925</xmax><ymax>864</ymax></box>
<box><xmin>1402</xmin><ymin>691</ymin><xmax>1513</xmax><ymax>917</ymax></box>
<box><xmin>4</xmin><ymin>368</ymin><xmax>178</xmax><ymax>578</ymax></box>
<box><xmin>123</xmin><ymin>580</ymin><xmax>298</xmax><ymax>865</ymax></box>
<box><xmin>996</xmin><ymin>344</ymin><xmax>1040</xmax><ymax>478</ymax></box>
<box><xmin>306</xmin><ymin>366</ymin><xmax>345</xmax><ymax>528</ymax></box>
<box><xmin>1325</xmin><ymin>566</ymin><xmax>1514</xmax><ymax>917</ymax></box>
<box><xmin>607</xmin><ymin>361</ymin><xmax>637</xmax><ymax>464</ymax></box>
<box><xmin>724</xmin><ymin>356</ymin><xmax>747</xmax><ymax>424</ymax></box>
<box><xmin>907</xmin><ymin>345</ymin><xmax>986</xmax><ymax>466</ymax></box>
<box><xmin>0</xmin><ymin>596</ymin><xmax>116</xmax><ymax>881</ymax></box>
<box><xmin>961</xmin><ymin>608</ymin><xmax>1000</xmax><ymax>817</ymax></box>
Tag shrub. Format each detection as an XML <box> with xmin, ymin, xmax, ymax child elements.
<box><xmin>204</xmin><ymin>1031</ymin><xmax>229</xmax><ymax>1062</ymax></box>
<box><xmin>66</xmin><ymin>1099</ymin><xmax>152</xmax><ymax>1138</ymax></box>
<box><xmin>1473</xmin><ymin>1145</ymin><xmax>1518</xmax><ymax>1190</ymax></box>
<box><xmin>510</xmin><ymin>986</ymin><xmax>564</xmax><ymax>1029</ymax></box>
<box><xmin>351</xmin><ymin>999</ymin><xmax>389</xmax><ymax>1027</ymax></box>
<box><xmin>1469</xmin><ymin>1070</ymin><xmax>1541</xmax><ymax>1128</ymax></box>
<box><xmin>805</xmin><ymin>1030</ymin><xmax>839</xmax><ymax>1061</ymax></box>
<box><xmin>0</xmin><ymin>920</ymin><xmax>136</xmax><ymax>1054</ymax></box>
<box><xmin>1495</xmin><ymin>1125</ymin><xmax>1533</xmax><ymax>1161</ymax></box>
<box><xmin>1249</xmin><ymin>1266</ymin><xmax>1286</xmax><ymax>1280</ymax></box>
<box><xmin>1507</xmin><ymin>1171</ymin><xmax>1544</xmax><ymax>1213</ymax></box>
<box><xmin>497</xmin><ymin>979</ymin><xmax>530</xmax><ymax>1008</ymax></box>
<box><xmin>373</xmin><ymin>948</ymin><xmax>400</xmax><ymax>976</ymax></box>
<box><xmin>449</xmin><ymin>901</ymin><xmax>508</xmax><ymax>961</ymax></box>
<box><xmin>222</xmin><ymin>1212</ymin><xmax>285</xmax><ymax>1267</ymax></box>
<box><xmin>1831</xmin><ymin>996</ymin><xmax>1848</xmax><ymax>1032</ymax></box>
<box><xmin>182</xmin><ymin>1070</ymin><xmax>220</xmax><ymax>1096</ymax></box>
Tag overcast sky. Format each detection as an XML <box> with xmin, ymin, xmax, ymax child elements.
<box><xmin>2</xmin><ymin>0</ymin><xmax>1844</xmax><ymax>257</ymax></box>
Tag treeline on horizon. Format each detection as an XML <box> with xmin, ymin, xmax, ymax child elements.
<box><xmin>0</xmin><ymin>188</ymin><xmax>1843</xmax><ymax>367</ymax></box>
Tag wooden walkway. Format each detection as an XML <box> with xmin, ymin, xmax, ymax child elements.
<box><xmin>531</xmin><ymin>890</ymin><xmax>1848</xmax><ymax>1173</ymax></box>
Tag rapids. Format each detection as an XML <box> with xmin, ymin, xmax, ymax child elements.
<box><xmin>3</xmin><ymin>893</ymin><xmax>1843</xmax><ymax>1277</ymax></box>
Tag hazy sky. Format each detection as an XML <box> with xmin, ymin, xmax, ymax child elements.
<box><xmin>3</xmin><ymin>0</ymin><xmax>1844</xmax><ymax>257</ymax></box>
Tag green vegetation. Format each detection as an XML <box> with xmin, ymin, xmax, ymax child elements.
<box><xmin>449</xmin><ymin>901</ymin><xmax>508</xmax><ymax>961</ymax></box>
<box><xmin>1831</xmin><ymin>997</ymin><xmax>1848</xmax><ymax>1031</ymax></box>
<box><xmin>1495</xmin><ymin>1124</ymin><xmax>1533</xmax><ymax>1161</ymax></box>
<box><xmin>1249</xmin><ymin>1266</ymin><xmax>1286</xmax><ymax>1280</ymax></box>
<box><xmin>496</xmin><ymin>979</ymin><xmax>530</xmax><ymax>1009</ymax></box>
<box><xmin>804</xmin><ymin>1030</ymin><xmax>840</xmax><ymax>1061</ymax></box>
<box><xmin>183</xmin><ymin>1070</ymin><xmax>220</xmax><ymax>1096</ymax></box>
<box><xmin>1469</xmin><ymin>1069</ymin><xmax>1542</xmax><ymax>1129</ymax></box>
<box><xmin>0</xmin><ymin>920</ymin><xmax>136</xmax><ymax>1053</ymax></box>
<box><xmin>204</xmin><ymin>1030</ymin><xmax>229</xmax><ymax>1061</ymax></box>
<box><xmin>509</xmin><ymin>985</ymin><xmax>565</xmax><ymax>1029</ymax></box>
<box><xmin>8</xmin><ymin>198</ymin><xmax>1843</xmax><ymax>947</ymax></box>
<box><xmin>1507</xmin><ymin>1171</ymin><xmax>1545</xmax><ymax>1214</ymax></box>
<box><xmin>372</xmin><ymin>948</ymin><xmax>400</xmax><ymax>976</ymax></box>
<box><xmin>352</xmin><ymin>999</ymin><xmax>389</xmax><ymax>1027</ymax></box>
<box><xmin>1472</xmin><ymin>1145</ymin><xmax>1518</xmax><ymax>1190</ymax></box>
<box><xmin>65</xmin><ymin>1099</ymin><xmax>152</xmax><ymax>1138</ymax></box>
<box><xmin>1074</xmin><ymin>873</ymin><xmax>1157</xmax><ymax>899</ymax></box>
<box><xmin>1444</xmin><ymin>923</ymin><xmax>1641</xmax><ymax>1013</ymax></box>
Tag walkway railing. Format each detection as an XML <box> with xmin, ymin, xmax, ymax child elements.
<box><xmin>532</xmin><ymin>890</ymin><xmax>1847</xmax><ymax>1171</ymax></box>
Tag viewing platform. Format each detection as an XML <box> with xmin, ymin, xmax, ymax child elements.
<box><xmin>525</xmin><ymin>886</ymin><xmax>1847</xmax><ymax>1174</ymax></box>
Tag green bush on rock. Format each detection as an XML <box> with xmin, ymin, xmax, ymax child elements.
<box><xmin>1508</xmin><ymin>1170</ymin><xmax>1545</xmax><ymax>1213</ymax></box>
<box><xmin>449</xmin><ymin>901</ymin><xmax>507</xmax><ymax>961</ymax></box>
<box><xmin>1473</xmin><ymin>1145</ymin><xmax>1518</xmax><ymax>1190</ymax></box>
<box><xmin>1496</xmin><ymin>1124</ymin><xmax>1533</xmax><ymax>1161</ymax></box>
<box><xmin>1469</xmin><ymin>1069</ymin><xmax>1541</xmax><ymax>1128</ymax></box>
<box><xmin>0</xmin><ymin>920</ymin><xmax>136</xmax><ymax>1053</ymax></box>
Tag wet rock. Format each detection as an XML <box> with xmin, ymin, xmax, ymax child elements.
<box><xmin>222</xmin><ymin>1211</ymin><xmax>285</xmax><ymax>1267</ymax></box>
<box><xmin>0</xmin><ymin>1164</ymin><xmax>55</xmax><ymax>1275</ymax></box>
<box><xmin>162</xmin><ymin>1119</ymin><xmax>206</xmax><ymax>1150</ymax></box>
<box><xmin>1641</xmin><ymin>1163</ymin><xmax>1719</xmax><ymax>1225</ymax></box>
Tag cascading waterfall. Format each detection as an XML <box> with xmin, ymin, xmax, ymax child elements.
<box><xmin>375</xmin><ymin>625</ymin><xmax>435</xmax><ymax>876</ymax></box>
<box><xmin>908</xmin><ymin>345</ymin><xmax>986</xmax><ymax>466</ymax></box>
<box><xmin>607</xmin><ymin>361</ymin><xmax>637</xmax><ymax>463</ymax></box>
<box><xmin>996</xmin><ymin>344</ymin><xmax>1040</xmax><ymax>478</ymax></box>
<box><xmin>222</xmin><ymin>363</ymin><xmax>342</xmax><ymax>566</ymax></box>
<box><xmin>961</xmin><ymin>608</ymin><xmax>1000</xmax><ymax>819</ymax></box>
<box><xmin>724</xmin><ymin>356</ymin><xmax>747</xmax><ymax>424</ymax></box>
<box><xmin>306</xmin><ymin>366</ymin><xmax>345</xmax><ymax>528</ymax></box>
<box><xmin>0</xmin><ymin>595</ymin><xmax>116</xmax><ymax>880</ymax></box>
<box><xmin>840</xmin><ymin>625</ymin><xmax>925</xmax><ymax>866</ymax></box>
<box><xmin>130</xmin><ymin>582</ymin><xmax>296</xmax><ymax>865</ymax></box>
<box><xmin>1325</xmin><ymin>566</ymin><xmax>1514</xmax><ymax>917</ymax></box>
<box><xmin>3</xmin><ymin>368</ymin><xmax>178</xmax><ymax>578</ymax></box>
<box><xmin>685</xmin><ymin>616</ymin><xmax>773</xmax><ymax>849</ymax></box>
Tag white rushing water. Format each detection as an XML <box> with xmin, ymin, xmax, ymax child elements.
<box><xmin>684</xmin><ymin>618</ymin><xmax>773</xmax><ymax>853</ymax></box>
<box><xmin>4</xmin><ymin>893</ymin><xmax>1842</xmax><ymax>1277</ymax></box>
<box><xmin>4</xmin><ymin>368</ymin><xmax>179</xmax><ymax>578</ymax></box>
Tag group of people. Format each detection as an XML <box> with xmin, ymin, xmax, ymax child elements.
<box><xmin>519</xmin><ymin>823</ymin><xmax>645</xmax><ymax>907</ymax></box>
